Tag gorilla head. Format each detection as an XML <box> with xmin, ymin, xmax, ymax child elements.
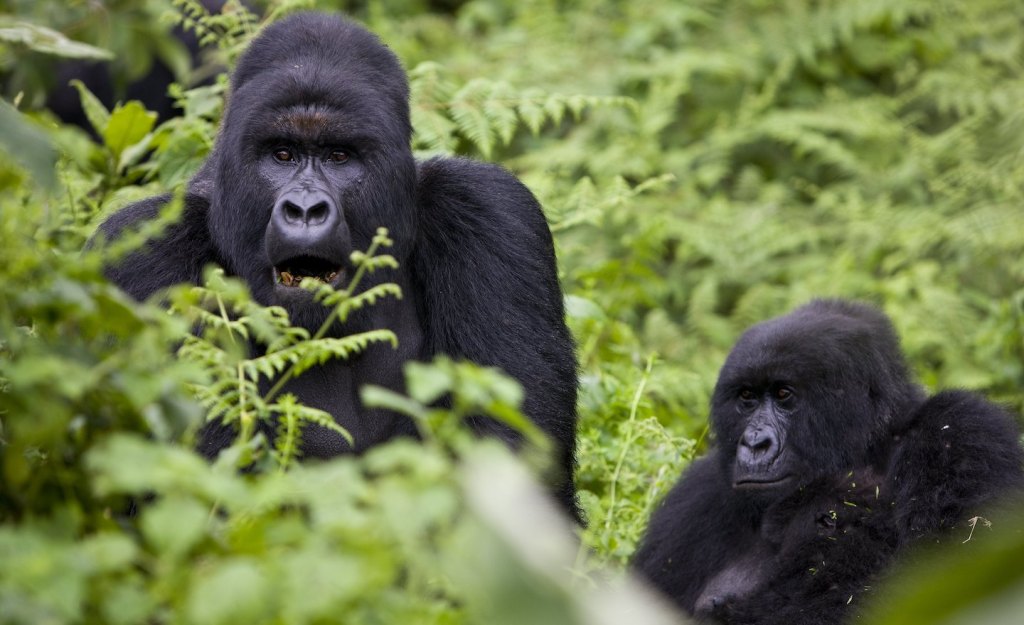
<box><xmin>208</xmin><ymin>13</ymin><xmax>417</xmax><ymax>330</ymax></box>
<box><xmin>710</xmin><ymin>299</ymin><xmax>925</xmax><ymax>498</ymax></box>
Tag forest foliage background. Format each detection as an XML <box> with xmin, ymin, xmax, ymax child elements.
<box><xmin>2</xmin><ymin>0</ymin><xmax>1024</xmax><ymax>623</ymax></box>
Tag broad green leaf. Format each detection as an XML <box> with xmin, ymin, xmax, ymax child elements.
<box><xmin>186</xmin><ymin>559</ymin><xmax>271</xmax><ymax>625</ymax></box>
<box><xmin>0</xmin><ymin>99</ymin><xmax>56</xmax><ymax>189</ymax></box>
<box><xmin>0</xmin><ymin>18</ymin><xmax>113</xmax><ymax>59</ymax></box>
<box><xmin>103</xmin><ymin>101</ymin><xmax>157</xmax><ymax>161</ymax></box>
<box><xmin>70</xmin><ymin>79</ymin><xmax>111</xmax><ymax>136</ymax></box>
<box><xmin>78</xmin><ymin>533</ymin><xmax>138</xmax><ymax>573</ymax></box>
<box><xmin>140</xmin><ymin>495</ymin><xmax>209</xmax><ymax>558</ymax></box>
<box><xmin>565</xmin><ymin>295</ymin><xmax>607</xmax><ymax>322</ymax></box>
<box><xmin>361</xmin><ymin>384</ymin><xmax>431</xmax><ymax>422</ymax></box>
<box><xmin>405</xmin><ymin>360</ymin><xmax>453</xmax><ymax>404</ymax></box>
<box><xmin>100</xmin><ymin>582</ymin><xmax>157</xmax><ymax>625</ymax></box>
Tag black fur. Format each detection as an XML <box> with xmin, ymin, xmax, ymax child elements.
<box><xmin>95</xmin><ymin>13</ymin><xmax>579</xmax><ymax>519</ymax></box>
<box><xmin>632</xmin><ymin>299</ymin><xmax>1023</xmax><ymax>624</ymax></box>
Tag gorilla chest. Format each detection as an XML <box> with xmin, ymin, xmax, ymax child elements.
<box><xmin>263</xmin><ymin>320</ymin><xmax>425</xmax><ymax>457</ymax></box>
<box><xmin>693</xmin><ymin>545</ymin><xmax>771</xmax><ymax>618</ymax></box>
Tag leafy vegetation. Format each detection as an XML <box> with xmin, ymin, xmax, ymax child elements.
<box><xmin>2</xmin><ymin>0</ymin><xmax>1023</xmax><ymax>623</ymax></box>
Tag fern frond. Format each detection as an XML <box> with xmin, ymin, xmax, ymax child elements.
<box><xmin>347</xmin><ymin>253</ymin><xmax>400</xmax><ymax>274</ymax></box>
<box><xmin>409</xmin><ymin>62</ymin><xmax>459</xmax><ymax>153</ymax></box>
<box><xmin>319</xmin><ymin>283</ymin><xmax>404</xmax><ymax>316</ymax></box>
<box><xmin>169</xmin><ymin>0</ymin><xmax>259</xmax><ymax>62</ymax></box>
<box><xmin>273</xmin><ymin>393</ymin><xmax>303</xmax><ymax>471</ymax></box>
<box><xmin>177</xmin><ymin>335</ymin><xmax>230</xmax><ymax>367</ymax></box>
<box><xmin>250</xmin><ymin>330</ymin><xmax>399</xmax><ymax>383</ymax></box>
<box><xmin>270</xmin><ymin>393</ymin><xmax>353</xmax><ymax>448</ymax></box>
<box><xmin>750</xmin><ymin>0</ymin><xmax>935</xmax><ymax>67</ymax></box>
<box><xmin>189</xmin><ymin>376</ymin><xmax>263</xmax><ymax>425</ymax></box>
<box><xmin>238</xmin><ymin>301</ymin><xmax>308</xmax><ymax>350</ymax></box>
<box><xmin>550</xmin><ymin>174</ymin><xmax>674</xmax><ymax>232</ymax></box>
<box><xmin>410</xmin><ymin>61</ymin><xmax>634</xmax><ymax>157</ymax></box>
<box><xmin>188</xmin><ymin>306</ymin><xmax>251</xmax><ymax>340</ymax></box>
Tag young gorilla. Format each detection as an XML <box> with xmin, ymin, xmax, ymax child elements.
<box><xmin>633</xmin><ymin>299</ymin><xmax>1023</xmax><ymax>624</ymax></box>
<box><xmin>96</xmin><ymin>13</ymin><xmax>580</xmax><ymax>519</ymax></box>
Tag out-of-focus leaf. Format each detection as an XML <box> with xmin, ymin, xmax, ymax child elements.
<box><xmin>0</xmin><ymin>99</ymin><xmax>56</xmax><ymax>189</ymax></box>
<box><xmin>405</xmin><ymin>359</ymin><xmax>454</xmax><ymax>404</ymax></box>
<box><xmin>140</xmin><ymin>495</ymin><xmax>209</xmax><ymax>558</ymax></box>
<box><xmin>70</xmin><ymin>79</ymin><xmax>111</xmax><ymax>137</ymax></box>
<box><xmin>0</xmin><ymin>18</ymin><xmax>113</xmax><ymax>59</ymax></box>
<box><xmin>862</xmin><ymin>509</ymin><xmax>1024</xmax><ymax>625</ymax></box>
<box><xmin>104</xmin><ymin>101</ymin><xmax>157</xmax><ymax>162</ymax></box>
<box><xmin>185</xmin><ymin>559</ymin><xmax>272</xmax><ymax>625</ymax></box>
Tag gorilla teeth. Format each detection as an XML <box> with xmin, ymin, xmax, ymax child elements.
<box><xmin>274</xmin><ymin>265</ymin><xmax>343</xmax><ymax>287</ymax></box>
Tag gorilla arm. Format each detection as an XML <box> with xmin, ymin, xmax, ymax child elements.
<box><xmin>632</xmin><ymin>452</ymin><xmax>761</xmax><ymax>614</ymax></box>
<box><xmin>411</xmin><ymin>156</ymin><xmax>579</xmax><ymax>510</ymax></box>
<box><xmin>94</xmin><ymin>192</ymin><xmax>218</xmax><ymax>302</ymax></box>
<box><xmin>887</xmin><ymin>390</ymin><xmax>1024</xmax><ymax>541</ymax></box>
<box><xmin>634</xmin><ymin>458</ymin><xmax>897</xmax><ymax>624</ymax></box>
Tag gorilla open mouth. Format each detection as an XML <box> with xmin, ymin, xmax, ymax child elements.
<box><xmin>273</xmin><ymin>255</ymin><xmax>345</xmax><ymax>287</ymax></box>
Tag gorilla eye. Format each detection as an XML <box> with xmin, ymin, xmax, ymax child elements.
<box><xmin>739</xmin><ymin>389</ymin><xmax>756</xmax><ymax>401</ymax></box>
<box><xmin>327</xmin><ymin>150</ymin><xmax>350</xmax><ymax>164</ymax></box>
<box><xmin>776</xmin><ymin>387</ymin><xmax>794</xmax><ymax>401</ymax></box>
<box><xmin>273</xmin><ymin>148</ymin><xmax>294</xmax><ymax>162</ymax></box>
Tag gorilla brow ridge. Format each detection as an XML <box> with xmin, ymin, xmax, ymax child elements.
<box><xmin>271</xmin><ymin>106</ymin><xmax>348</xmax><ymax>142</ymax></box>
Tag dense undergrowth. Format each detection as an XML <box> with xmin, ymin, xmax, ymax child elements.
<box><xmin>2</xmin><ymin>0</ymin><xmax>1024</xmax><ymax>623</ymax></box>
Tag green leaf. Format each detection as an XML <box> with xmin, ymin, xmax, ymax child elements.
<box><xmin>100</xmin><ymin>582</ymin><xmax>157</xmax><ymax>625</ymax></box>
<box><xmin>564</xmin><ymin>295</ymin><xmax>607</xmax><ymax>322</ymax></box>
<box><xmin>78</xmin><ymin>534</ymin><xmax>138</xmax><ymax>574</ymax></box>
<box><xmin>0</xmin><ymin>18</ymin><xmax>113</xmax><ymax>59</ymax></box>
<box><xmin>863</xmin><ymin>510</ymin><xmax>1024</xmax><ymax>625</ymax></box>
<box><xmin>278</xmin><ymin>550</ymin><xmax>387</xmax><ymax>619</ymax></box>
<box><xmin>186</xmin><ymin>559</ymin><xmax>271</xmax><ymax>625</ymax></box>
<box><xmin>0</xmin><ymin>99</ymin><xmax>56</xmax><ymax>189</ymax></box>
<box><xmin>86</xmin><ymin>434</ymin><xmax>245</xmax><ymax>505</ymax></box>
<box><xmin>103</xmin><ymin>101</ymin><xmax>157</xmax><ymax>161</ymax></box>
<box><xmin>70</xmin><ymin>79</ymin><xmax>111</xmax><ymax>136</ymax></box>
<box><xmin>140</xmin><ymin>495</ymin><xmax>209</xmax><ymax>558</ymax></box>
<box><xmin>361</xmin><ymin>385</ymin><xmax>431</xmax><ymax>422</ymax></box>
<box><xmin>405</xmin><ymin>360</ymin><xmax>453</xmax><ymax>405</ymax></box>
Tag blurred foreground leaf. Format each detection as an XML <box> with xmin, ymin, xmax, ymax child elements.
<box><xmin>0</xmin><ymin>18</ymin><xmax>112</xmax><ymax>59</ymax></box>
<box><xmin>0</xmin><ymin>99</ymin><xmax>56</xmax><ymax>189</ymax></box>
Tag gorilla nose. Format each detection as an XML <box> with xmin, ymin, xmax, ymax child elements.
<box><xmin>737</xmin><ymin>426</ymin><xmax>779</xmax><ymax>465</ymax></box>
<box><xmin>267</xmin><ymin>188</ymin><xmax>347</xmax><ymax>262</ymax></box>
<box><xmin>276</xmin><ymin>189</ymin><xmax>335</xmax><ymax>227</ymax></box>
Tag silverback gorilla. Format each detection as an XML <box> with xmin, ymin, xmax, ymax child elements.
<box><xmin>96</xmin><ymin>13</ymin><xmax>580</xmax><ymax>518</ymax></box>
<box><xmin>633</xmin><ymin>299</ymin><xmax>1023</xmax><ymax>624</ymax></box>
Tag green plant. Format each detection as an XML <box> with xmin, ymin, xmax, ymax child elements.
<box><xmin>2</xmin><ymin>0</ymin><xmax>1023</xmax><ymax>622</ymax></box>
<box><xmin>170</xmin><ymin>228</ymin><xmax>401</xmax><ymax>469</ymax></box>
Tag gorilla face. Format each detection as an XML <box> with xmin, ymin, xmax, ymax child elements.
<box><xmin>259</xmin><ymin>114</ymin><xmax>366</xmax><ymax>300</ymax></box>
<box><xmin>727</xmin><ymin>384</ymin><xmax>798</xmax><ymax>491</ymax></box>
<box><xmin>712</xmin><ymin>358</ymin><xmax>815</xmax><ymax>498</ymax></box>
<box><xmin>204</xmin><ymin>15</ymin><xmax>417</xmax><ymax>331</ymax></box>
<box><xmin>710</xmin><ymin>300</ymin><xmax>925</xmax><ymax>499</ymax></box>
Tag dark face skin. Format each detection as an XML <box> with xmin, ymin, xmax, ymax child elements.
<box><xmin>713</xmin><ymin>350</ymin><xmax>847</xmax><ymax>506</ymax></box>
<box><xmin>731</xmin><ymin>383</ymin><xmax>798</xmax><ymax>491</ymax></box>
<box><xmin>260</xmin><ymin>135</ymin><xmax>366</xmax><ymax>301</ymax></box>
<box><xmin>208</xmin><ymin>93</ymin><xmax>415</xmax><ymax>332</ymax></box>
